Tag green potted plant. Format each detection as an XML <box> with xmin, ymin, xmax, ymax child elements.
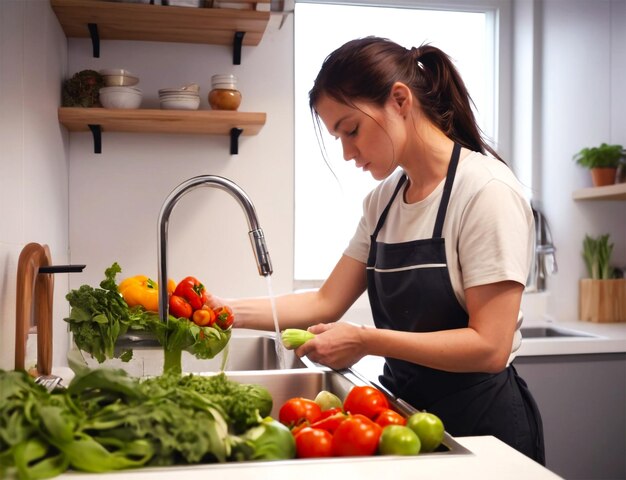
<box><xmin>573</xmin><ymin>143</ymin><xmax>625</xmax><ymax>187</ymax></box>
<box><xmin>579</xmin><ymin>234</ymin><xmax>626</xmax><ymax>322</ymax></box>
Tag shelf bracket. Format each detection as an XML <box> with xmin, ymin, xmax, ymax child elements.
<box><xmin>233</xmin><ymin>31</ymin><xmax>245</xmax><ymax>65</ymax></box>
<box><xmin>88</xmin><ymin>124</ymin><xmax>102</xmax><ymax>154</ymax></box>
<box><xmin>230</xmin><ymin>127</ymin><xmax>243</xmax><ymax>155</ymax></box>
<box><xmin>87</xmin><ymin>23</ymin><xmax>100</xmax><ymax>58</ymax></box>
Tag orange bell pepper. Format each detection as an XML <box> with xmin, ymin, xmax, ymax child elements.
<box><xmin>118</xmin><ymin>275</ymin><xmax>176</xmax><ymax>312</ymax></box>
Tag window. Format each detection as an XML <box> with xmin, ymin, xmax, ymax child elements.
<box><xmin>294</xmin><ymin>2</ymin><xmax>503</xmax><ymax>284</ymax></box>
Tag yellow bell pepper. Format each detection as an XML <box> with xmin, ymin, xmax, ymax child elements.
<box><xmin>118</xmin><ymin>275</ymin><xmax>176</xmax><ymax>312</ymax></box>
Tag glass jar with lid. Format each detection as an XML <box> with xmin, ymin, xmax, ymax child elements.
<box><xmin>208</xmin><ymin>74</ymin><xmax>241</xmax><ymax>111</ymax></box>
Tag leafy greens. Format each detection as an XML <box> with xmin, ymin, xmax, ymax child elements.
<box><xmin>0</xmin><ymin>369</ymin><xmax>282</xmax><ymax>479</ymax></box>
<box><xmin>64</xmin><ymin>263</ymin><xmax>231</xmax><ymax>374</ymax></box>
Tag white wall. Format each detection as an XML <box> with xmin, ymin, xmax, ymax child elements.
<box><xmin>0</xmin><ymin>0</ymin><xmax>69</xmax><ymax>370</ymax></box>
<box><xmin>66</xmin><ymin>18</ymin><xmax>295</xmax><ymax>300</ymax></box>
<box><xmin>537</xmin><ymin>0</ymin><xmax>625</xmax><ymax>321</ymax></box>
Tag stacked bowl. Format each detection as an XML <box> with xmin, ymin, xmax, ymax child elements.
<box><xmin>99</xmin><ymin>69</ymin><xmax>142</xmax><ymax>109</ymax></box>
<box><xmin>158</xmin><ymin>84</ymin><xmax>200</xmax><ymax>110</ymax></box>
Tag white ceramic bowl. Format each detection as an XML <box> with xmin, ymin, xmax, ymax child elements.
<box><xmin>99</xmin><ymin>86</ymin><xmax>142</xmax><ymax>109</ymax></box>
<box><xmin>159</xmin><ymin>95</ymin><xmax>200</xmax><ymax>110</ymax></box>
<box><xmin>100</xmin><ymin>69</ymin><xmax>139</xmax><ymax>87</ymax></box>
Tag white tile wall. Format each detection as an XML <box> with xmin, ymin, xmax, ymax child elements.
<box><xmin>0</xmin><ymin>0</ymin><xmax>69</xmax><ymax>370</ymax></box>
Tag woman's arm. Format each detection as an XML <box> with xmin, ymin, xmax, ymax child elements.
<box><xmin>298</xmin><ymin>280</ymin><xmax>523</xmax><ymax>373</ymax></box>
<box><xmin>222</xmin><ymin>254</ymin><xmax>367</xmax><ymax>331</ymax></box>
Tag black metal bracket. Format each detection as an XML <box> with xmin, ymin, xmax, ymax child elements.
<box><xmin>230</xmin><ymin>127</ymin><xmax>243</xmax><ymax>155</ymax></box>
<box><xmin>88</xmin><ymin>124</ymin><xmax>102</xmax><ymax>154</ymax></box>
<box><xmin>233</xmin><ymin>31</ymin><xmax>245</xmax><ymax>65</ymax></box>
<box><xmin>87</xmin><ymin>23</ymin><xmax>100</xmax><ymax>58</ymax></box>
<box><xmin>39</xmin><ymin>265</ymin><xmax>86</xmax><ymax>274</ymax></box>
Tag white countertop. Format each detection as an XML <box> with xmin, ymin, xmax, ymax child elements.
<box><xmin>58</xmin><ymin>435</ymin><xmax>561</xmax><ymax>480</ymax></box>
<box><xmin>516</xmin><ymin>319</ymin><xmax>626</xmax><ymax>356</ymax></box>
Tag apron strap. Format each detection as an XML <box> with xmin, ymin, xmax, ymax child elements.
<box><xmin>371</xmin><ymin>174</ymin><xmax>407</xmax><ymax>240</ymax></box>
<box><xmin>371</xmin><ymin>142</ymin><xmax>462</xmax><ymax>241</ymax></box>
<box><xmin>432</xmin><ymin>143</ymin><xmax>462</xmax><ymax>238</ymax></box>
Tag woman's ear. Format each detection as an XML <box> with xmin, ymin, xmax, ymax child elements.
<box><xmin>390</xmin><ymin>82</ymin><xmax>412</xmax><ymax>116</ymax></box>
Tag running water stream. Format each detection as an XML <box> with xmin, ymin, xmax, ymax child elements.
<box><xmin>266</xmin><ymin>276</ymin><xmax>287</xmax><ymax>369</ymax></box>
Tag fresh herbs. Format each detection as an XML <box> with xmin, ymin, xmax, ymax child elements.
<box><xmin>64</xmin><ymin>263</ymin><xmax>230</xmax><ymax>374</ymax></box>
<box><xmin>582</xmin><ymin>234</ymin><xmax>614</xmax><ymax>279</ymax></box>
<box><xmin>573</xmin><ymin>143</ymin><xmax>625</xmax><ymax>169</ymax></box>
<box><xmin>0</xmin><ymin>369</ymin><xmax>279</xmax><ymax>479</ymax></box>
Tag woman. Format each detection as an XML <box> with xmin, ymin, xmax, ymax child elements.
<box><xmin>208</xmin><ymin>37</ymin><xmax>545</xmax><ymax>463</ymax></box>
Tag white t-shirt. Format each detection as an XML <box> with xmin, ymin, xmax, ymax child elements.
<box><xmin>344</xmin><ymin>150</ymin><xmax>534</xmax><ymax>359</ymax></box>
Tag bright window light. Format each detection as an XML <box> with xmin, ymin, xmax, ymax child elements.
<box><xmin>294</xmin><ymin>3</ymin><xmax>494</xmax><ymax>282</ymax></box>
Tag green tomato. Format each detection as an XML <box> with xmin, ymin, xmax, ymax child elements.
<box><xmin>314</xmin><ymin>390</ymin><xmax>343</xmax><ymax>411</ymax></box>
<box><xmin>406</xmin><ymin>412</ymin><xmax>444</xmax><ymax>453</ymax></box>
<box><xmin>378</xmin><ymin>425</ymin><xmax>421</xmax><ymax>456</ymax></box>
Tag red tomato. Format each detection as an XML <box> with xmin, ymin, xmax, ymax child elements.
<box><xmin>318</xmin><ymin>407</ymin><xmax>343</xmax><ymax>420</ymax></box>
<box><xmin>192</xmin><ymin>307</ymin><xmax>216</xmax><ymax>327</ymax></box>
<box><xmin>331</xmin><ymin>414</ymin><xmax>382</xmax><ymax>456</ymax></box>
<box><xmin>309</xmin><ymin>411</ymin><xmax>347</xmax><ymax>434</ymax></box>
<box><xmin>169</xmin><ymin>295</ymin><xmax>192</xmax><ymax>319</ymax></box>
<box><xmin>294</xmin><ymin>427</ymin><xmax>333</xmax><ymax>458</ymax></box>
<box><xmin>343</xmin><ymin>386</ymin><xmax>389</xmax><ymax>419</ymax></box>
<box><xmin>173</xmin><ymin>276</ymin><xmax>207</xmax><ymax>310</ymax></box>
<box><xmin>279</xmin><ymin>398</ymin><xmax>322</xmax><ymax>428</ymax></box>
<box><xmin>213</xmin><ymin>305</ymin><xmax>234</xmax><ymax>330</ymax></box>
<box><xmin>374</xmin><ymin>408</ymin><xmax>407</xmax><ymax>427</ymax></box>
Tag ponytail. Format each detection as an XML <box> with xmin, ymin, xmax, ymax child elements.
<box><xmin>310</xmin><ymin>37</ymin><xmax>502</xmax><ymax>162</ymax></box>
<box><xmin>410</xmin><ymin>45</ymin><xmax>502</xmax><ymax>161</ymax></box>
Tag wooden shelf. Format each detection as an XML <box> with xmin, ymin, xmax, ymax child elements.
<box><xmin>572</xmin><ymin>183</ymin><xmax>626</xmax><ymax>201</ymax></box>
<box><xmin>58</xmin><ymin>107</ymin><xmax>266</xmax><ymax>153</ymax></box>
<box><xmin>50</xmin><ymin>0</ymin><xmax>270</xmax><ymax>62</ymax></box>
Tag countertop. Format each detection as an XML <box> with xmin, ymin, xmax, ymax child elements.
<box><xmin>58</xmin><ymin>435</ymin><xmax>561</xmax><ymax>479</ymax></box>
<box><xmin>515</xmin><ymin>319</ymin><xmax>626</xmax><ymax>356</ymax></box>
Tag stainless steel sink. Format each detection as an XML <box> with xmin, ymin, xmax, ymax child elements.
<box><xmin>77</xmin><ymin>331</ymin><xmax>305</xmax><ymax>377</ymax></box>
<box><xmin>520</xmin><ymin>326</ymin><xmax>599</xmax><ymax>339</ymax></box>
<box><xmin>225</xmin><ymin>367</ymin><xmax>472</xmax><ymax>458</ymax></box>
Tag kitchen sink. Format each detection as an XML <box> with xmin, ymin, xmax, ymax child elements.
<box><xmin>76</xmin><ymin>330</ymin><xmax>305</xmax><ymax>377</ymax></box>
<box><xmin>520</xmin><ymin>326</ymin><xmax>599</xmax><ymax>339</ymax></box>
<box><xmin>225</xmin><ymin>367</ymin><xmax>472</xmax><ymax>458</ymax></box>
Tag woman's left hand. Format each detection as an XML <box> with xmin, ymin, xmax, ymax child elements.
<box><xmin>295</xmin><ymin>322</ymin><xmax>368</xmax><ymax>370</ymax></box>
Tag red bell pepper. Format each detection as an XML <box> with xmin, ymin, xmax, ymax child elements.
<box><xmin>173</xmin><ymin>276</ymin><xmax>207</xmax><ymax>311</ymax></box>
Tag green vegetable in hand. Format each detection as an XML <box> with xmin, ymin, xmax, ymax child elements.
<box><xmin>281</xmin><ymin>328</ymin><xmax>315</xmax><ymax>350</ymax></box>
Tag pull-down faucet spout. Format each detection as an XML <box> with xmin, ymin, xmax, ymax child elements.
<box><xmin>157</xmin><ymin>175</ymin><xmax>273</xmax><ymax>323</ymax></box>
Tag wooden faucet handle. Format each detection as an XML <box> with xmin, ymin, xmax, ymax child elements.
<box><xmin>15</xmin><ymin>243</ymin><xmax>53</xmax><ymax>375</ymax></box>
<box><xmin>36</xmin><ymin>245</ymin><xmax>53</xmax><ymax>376</ymax></box>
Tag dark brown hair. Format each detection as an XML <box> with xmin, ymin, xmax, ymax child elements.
<box><xmin>309</xmin><ymin>36</ymin><xmax>502</xmax><ymax>161</ymax></box>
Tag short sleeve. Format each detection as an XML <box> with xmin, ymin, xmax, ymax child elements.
<box><xmin>457</xmin><ymin>179</ymin><xmax>534</xmax><ymax>289</ymax></box>
<box><xmin>343</xmin><ymin>214</ymin><xmax>370</xmax><ymax>263</ymax></box>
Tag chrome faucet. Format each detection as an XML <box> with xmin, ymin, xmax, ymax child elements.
<box><xmin>527</xmin><ymin>206</ymin><xmax>558</xmax><ymax>292</ymax></box>
<box><xmin>157</xmin><ymin>175</ymin><xmax>273</xmax><ymax>322</ymax></box>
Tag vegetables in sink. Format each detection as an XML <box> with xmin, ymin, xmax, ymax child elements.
<box><xmin>64</xmin><ymin>263</ymin><xmax>231</xmax><ymax>374</ymax></box>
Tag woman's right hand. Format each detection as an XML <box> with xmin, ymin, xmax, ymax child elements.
<box><xmin>204</xmin><ymin>291</ymin><xmax>227</xmax><ymax>310</ymax></box>
<box><xmin>203</xmin><ymin>292</ymin><xmax>243</xmax><ymax>328</ymax></box>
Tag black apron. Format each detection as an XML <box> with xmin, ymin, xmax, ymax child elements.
<box><xmin>366</xmin><ymin>143</ymin><xmax>545</xmax><ymax>464</ymax></box>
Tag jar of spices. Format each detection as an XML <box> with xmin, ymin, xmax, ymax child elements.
<box><xmin>208</xmin><ymin>74</ymin><xmax>241</xmax><ymax>111</ymax></box>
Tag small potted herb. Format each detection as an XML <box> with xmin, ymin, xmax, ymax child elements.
<box><xmin>579</xmin><ymin>234</ymin><xmax>626</xmax><ymax>322</ymax></box>
<box><xmin>573</xmin><ymin>143</ymin><xmax>625</xmax><ymax>187</ymax></box>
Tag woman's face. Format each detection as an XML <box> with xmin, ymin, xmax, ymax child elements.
<box><xmin>314</xmin><ymin>93</ymin><xmax>407</xmax><ymax>181</ymax></box>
